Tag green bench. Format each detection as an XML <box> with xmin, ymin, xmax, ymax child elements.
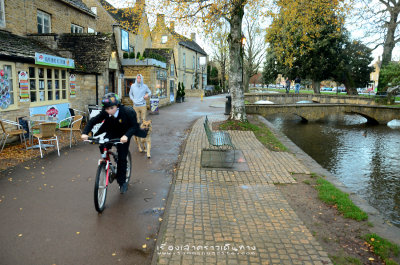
<box><xmin>201</xmin><ymin>116</ymin><xmax>236</xmax><ymax>167</ymax></box>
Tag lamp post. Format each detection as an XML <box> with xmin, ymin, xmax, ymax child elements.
<box><xmin>241</xmin><ymin>35</ymin><xmax>246</xmax><ymax>90</ymax></box>
<box><xmin>199</xmin><ymin>56</ymin><xmax>206</xmax><ymax>90</ymax></box>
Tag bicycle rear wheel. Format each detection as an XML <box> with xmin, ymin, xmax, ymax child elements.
<box><xmin>94</xmin><ymin>163</ymin><xmax>108</xmax><ymax>213</ymax></box>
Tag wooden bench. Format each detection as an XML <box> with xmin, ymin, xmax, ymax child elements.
<box><xmin>201</xmin><ymin>116</ymin><xmax>235</xmax><ymax>167</ymax></box>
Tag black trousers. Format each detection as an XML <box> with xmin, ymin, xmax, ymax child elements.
<box><xmin>99</xmin><ymin>139</ymin><xmax>130</xmax><ymax>186</ymax></box>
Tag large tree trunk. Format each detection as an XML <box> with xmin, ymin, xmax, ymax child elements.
<box><xmin>228</xmin><ymin>2</ymin><xmax>246</xmax><ymax>121</ymax></box>
<box><xmin>312</xmin><ymin>80</ymin><xmax>321</xmax><ymax>94</ymax></box>
<box><xmin>382</xmin><ymin>11</ymin><xmax>399</xmax><ymax>66</ymax></box>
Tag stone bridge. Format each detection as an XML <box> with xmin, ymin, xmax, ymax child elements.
<box><xmin>245</xmin><ymin>93</ymin><xmax>378</xmax><ymax>105</ymax></box>
<box><xmin>246</xmin><ymin>103</ymin><xmax>400</xmax><ymax>124</ymax></box>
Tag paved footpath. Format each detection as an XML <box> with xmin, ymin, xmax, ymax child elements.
<box><xmin>152</xmin><ymin>115</ymin><xmax>332</xmax><ymax>265</ymax></box>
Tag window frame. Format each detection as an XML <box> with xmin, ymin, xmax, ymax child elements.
<box><xmin>121</xmin><ymin>29</ymin><xmax>129</xmax><ymax>52</ymax></box>
<box><xmin>37</xmin><ymin>10</ymin><xmax>51</xmax><ymax>34</ymax></box>
<box><xmin>71</xmin><ymin>24</ymin><xmax>83</xmax><ymax>33</ymax></box>
<box><xmin>0</xmin><ymin>61</ymin><xmax>18</xmax><ymax>111</ymax></box>
<box><xmin>0</xmin><ymin>0</ymin><xmax>5</xmax><ymax>28</ymax></box>
<box><xmin>28</xmin><ymin>66</ymin><xmax>69</xmax><ymax>106</ymax></box>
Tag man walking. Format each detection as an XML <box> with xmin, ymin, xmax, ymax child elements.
<box><xmin>129</xmin><ymin>74</ymin><xmax>151</xmax><ymax>123</ymax></box>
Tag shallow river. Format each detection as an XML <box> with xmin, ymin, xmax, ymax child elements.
<box><xmin>265</xmin><ymin>114</ymin><xmax>400</xmax><ymax>227</ymax></box>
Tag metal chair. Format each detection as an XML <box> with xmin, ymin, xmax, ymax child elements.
<box><xmin>58</xmin><ymin>115</ymin><xmax>83</xmax><ymax>148</ymax></box>
<box><xmin>0</xmin><ymin>119</ymin><xmax>28</xmax><ymax>152</ymax></box>
<box><xmin>32</xmin><ymin>122</ymin><xmax>60</xmax><ymax>158</ymax></box>
<box><xmin>29</xmin><ymin>114</ymin><xmax>48</xmax><ymax>144</ymax></box>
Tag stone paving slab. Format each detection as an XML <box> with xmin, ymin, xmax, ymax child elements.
<box><xmin>153</xmin><ymin>115</ymin><xmax>331</xmax><ymax>265</ymax></box>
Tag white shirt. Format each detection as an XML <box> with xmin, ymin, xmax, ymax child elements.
<box><xmin>109</xmin><ymin>108</ymin><xmax>119</xmax><ymax>118</ymax></box>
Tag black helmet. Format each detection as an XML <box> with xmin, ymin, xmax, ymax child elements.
<box><xmin>101</xmin><ymin>93</ymin><xmax>120</xmax><ymax>108</ymax></box>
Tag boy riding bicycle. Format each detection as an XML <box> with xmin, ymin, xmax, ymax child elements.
<box><xmin>81</xmin><ymin>93</ymin><xmax>148</xmax><ymax>194</ymax></box>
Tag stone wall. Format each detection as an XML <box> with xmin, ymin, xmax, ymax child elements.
<box><xmin>244</xmin><ymin>93</ymin><xmax>378</xmax><ymax>105</ymax></box>
<box><xmin>185</xmin><ymin>89</ymin><xmax>204</xmax><ymax>97</ymax></box>
<box><xmin>4</xmin><ymin>0</ymin><xmax>96</xmax><ymax>35</ymax></box>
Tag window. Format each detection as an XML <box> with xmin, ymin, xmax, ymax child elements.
<box><xmin>37</xmin><ymin>10</ymin><xmax>51</xmax><ymax>33</ymax></box>
<box><xmin>71</xmin><ymin>24</ymin><xmax>83</xmax><ymax>33</ymax></box>
<box><xmin>170</xmin><ymin>63</ymin><xmax>174</xmax><ymax>77</ymax></box>
<box><xmin>91</xmin><ymin>7</ymin><xmax>97</xmax><ymax>15</ymax></box>
<box><xmin>0</xmin><ymin>62</ymin><xmax>17</xmax><ymax>110</ymax></box>
<box><xmin>161</xmin><ymin>35</ymin><xmax>168</xmax><ymax>44</ymax></box>
<box><xmin>0</xmin><ymin>0</ymin><xmax>5</xmax><ymax>28</ymax></box>
<box><xmin>29</xmin><ymin>66</ymin><xmax>68</xmax><ymax>103</ymax></box>
<box><xmin>192</xmin><ymin>56</ymin><xmax>195</xmax><ymax>69</ymax></box>
<box><xmin>88</xmin><ymin>28</ymin><xmax>95</xmax><ymax>33</ymax></box>
<box><xmin>183</xmin><ymin>53</ymin><xmax>186</xmax><ymax>69</ymax></box>
<box><xmin>121</xmin><ymin>29</ymin><xmax>129</xmax><ymax>51</ymax></box>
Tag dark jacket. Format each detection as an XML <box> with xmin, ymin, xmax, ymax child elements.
<box><xmin>83</xmin><ymin>105</ymin><xmax>147</xmax><ymax>139</ymax></box>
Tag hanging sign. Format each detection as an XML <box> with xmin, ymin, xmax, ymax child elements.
<box><xmin>35</xmin><ymin>53</ymin><xmax>75</xmax><ymax>69</ymax></box>
<box><xmin>69</xmin><ymin>74</ymin><xmax>76</xmax><ymax>97</ymax></box>
<box><xmin>19</xmin><ymin>71</ymin><xmax>30</xmax><ymax>102</ymax></box>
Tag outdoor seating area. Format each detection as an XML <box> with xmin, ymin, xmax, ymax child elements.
<box><xmin>0</xmin><ymin>111</ymin><xmax>86</xmax><ymax>165</ymax></box>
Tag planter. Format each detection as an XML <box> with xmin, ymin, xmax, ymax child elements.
<box><xmin>121</xmin><ymin>58</ymin><xmax>166</xmax><ymax>68</ymax></box>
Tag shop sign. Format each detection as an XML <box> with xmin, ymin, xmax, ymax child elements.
<box><xmin>70</xmin><ymin>74</ymin><xmax>76</xmax><ymax>97</ymax></box>
<box><xmin>19</xmin><ymin>71</ymin><xmax>30</xmax><ymax>102</ymax></box>
<box><xmin>35</xmin><ymin>53</ymin><xmax>75</xmax><ymax>69</ymax></box>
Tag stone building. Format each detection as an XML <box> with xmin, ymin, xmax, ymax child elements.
<box><xmin>86</xmin><ymin>0</ymin><xmax>176</xmax><ymax>107</ymax></box>
<box><xmin>370</xmin><ymin>56</ymin><xmax>382</xmax><ymax>91</ymax></box>
<box><xmin>0</xmin><ymin>0</ymin><xmax>123</xmax><ymax>133</ymax></box>
<box><xmin>120</xmin><ymin>48</ymin><xmax>177</xmax><ymax>107</ymax></box>
<box><xmin>152</xmin><ymin>14</ymin><xmax>208</xmax><ymax>97</ymax></box>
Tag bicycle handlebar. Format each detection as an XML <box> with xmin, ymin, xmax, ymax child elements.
<box><xmin>85</xmin><ymin>137</ymin><xmax>123</xmax><ymax>145</ymax></box>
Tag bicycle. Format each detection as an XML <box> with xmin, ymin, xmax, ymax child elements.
<box><xmin>85</xmin><ymin>137</ymin><xmax>132</xmax><ymax>213</ymax></box>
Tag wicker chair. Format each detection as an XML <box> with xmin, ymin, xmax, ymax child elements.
<box><xmin>0</xmin><ymin>119</ymin><xmax>28</xmax><ymax>152</ymax></box>
<box><xmin>33</xmin><ymin>122</ymin><xmax>60</xmax><ymax>158</ymax></box>
<box><xmin>58</xmin><ymin>115</ymin><xmax>83</xmax><ymax>148</ymax></box>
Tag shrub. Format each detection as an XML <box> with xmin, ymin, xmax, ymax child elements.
<box><xmin>129</xmin><ymin>52</ymin><xmax>135</xmax><ymax>59</ymax></box>
<box><xmin>123</xmin><ymin>52</ymin><xmax>129</xmax><ymax>59</ymax></box>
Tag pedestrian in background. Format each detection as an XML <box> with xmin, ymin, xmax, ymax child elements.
<box><xmin>285</xmin><ymin>77</ymin><xmax>291</xmax><ymax>94</ymax></box>
<box><xmin>294</xmin><ymin>76</ymin><xmax>301</xmax><ymax>94</ymax></box>
<box><xmin>129</xmin><ymin>74</ymin><xmax>151</xmax><ymax>123</ymax></box>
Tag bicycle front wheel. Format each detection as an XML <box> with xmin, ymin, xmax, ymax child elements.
<box><xmin>125</xmin><ymin>151</ymin><xmax>132</xmax><ymax>184</ymax></box>
<box><xmin>94</xmin><ymin>163</ymin><xmax>108</xmax><ymax>213</ymax></box>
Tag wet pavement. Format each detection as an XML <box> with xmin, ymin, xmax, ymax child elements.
<box><xmin>0</xmin><ymin>95</ymin><xmax>225</xmax><ymax>265</ymax></box>
<box><xmin>2</xmin><ymin>94</ymin><xmax>399</xmax><ymax>265</ymax></box>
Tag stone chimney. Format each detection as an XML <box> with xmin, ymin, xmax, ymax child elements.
<box><xmin>134</xmin><ymin>0</ymin><xmax>145</xmax><ymax>13</ymax></box>
<box><xmin>156</xmin><ymin>14</ymin><xmax>166</xmax><ymax>29</ymax></box>
<box><xmin>170</xmin><ymin>21</ymin><xmax>175</xmax><ymax>32</ymax></box>
<box><xmin>191</xmin><ymin>33</ymin><xmax>196</xmax><ymax>41</ymax></box>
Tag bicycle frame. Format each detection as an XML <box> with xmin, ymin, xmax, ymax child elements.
<box><xmin>99</xmin><ymin>147</ymin><xmax>117</xmax><ymax>188</ymax></box>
